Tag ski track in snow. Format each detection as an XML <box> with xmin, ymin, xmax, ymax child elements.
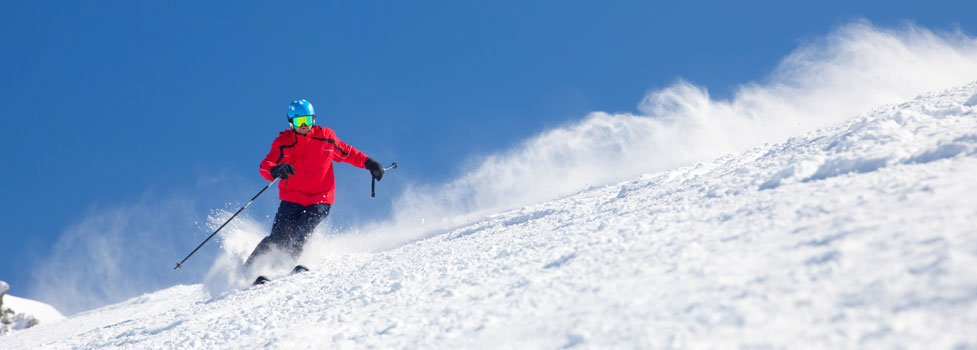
<box><xmin>6</xmin><ymin>83</ymin><xmax>977</xmax><ymax>349</ymax></box>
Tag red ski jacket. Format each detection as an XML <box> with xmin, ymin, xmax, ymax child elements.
<box><xmin>259</xmin><ymin>126</ymin><xmax>369</xmax><ymax>206</ymax></box>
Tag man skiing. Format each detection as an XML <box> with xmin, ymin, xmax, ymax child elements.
<box><xmin>244</xmin><ymin>99</ymin><xmax>385</xmax><ymax>284</ymax></box>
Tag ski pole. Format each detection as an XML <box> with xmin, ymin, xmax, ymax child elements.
<box><xmin>174</xmin><ymin>177</ymin><xmax>280</xmax><ymax>270</ymax></box>
<box><xmin>372</xmin><ymin>162</ymin><xmax>398</xmax><ymax>198</ymax></box>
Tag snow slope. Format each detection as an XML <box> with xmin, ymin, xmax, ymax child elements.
<box><xmin>1</xmin><ymin>280</ymin><xmax>65</xmax><ymax>335</ymax></box>
<box><xmin>0</xmin><ymin>293</ymin><xmax>67</xmax><ymax>334</ymax></box>
<box><xmin>5</xmin><ymin>82</ymin><xmax>977</xmax><ymax>349</ymax></box>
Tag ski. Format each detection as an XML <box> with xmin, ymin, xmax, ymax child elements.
<box><xmin>252</xmin><ymin>265</ymin><xmax>310</xmax><ymax>286</ymax></box>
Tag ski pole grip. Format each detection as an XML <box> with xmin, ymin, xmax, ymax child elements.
<box><xmin>370</xmin><ymin>162</ymin><xmax>395</xmax><ymax>198</ymax></box>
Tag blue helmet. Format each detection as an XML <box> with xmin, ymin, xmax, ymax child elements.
<box><xmin>286</xmin><ymin>99</ymin><xmax>315</xmax><ymax>119</ymax></box>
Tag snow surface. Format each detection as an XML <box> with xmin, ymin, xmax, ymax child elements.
<box><xmin>5</xmin><ymin>82</ymin><xmax>977</xmax><ymax>349</ymax></box>
<box><xmin>1</xmin><ymin>294</ymin><xmax>66</xmax><ymax>332</ymax></box>
<box><xmin>1</xmin><ymin>280</ymin><xmax>65</xmax><ymax>335</ymax></box>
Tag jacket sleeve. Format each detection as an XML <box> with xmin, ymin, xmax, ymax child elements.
<box><xmin>259</xmin><ymin>137</ymin><xmax>283</xmax><ymax>181</ymax></box>
<box><xmin>330</xmin><ymin>131</ymin><xmax>370</xmax><ymax>168</ymax></box>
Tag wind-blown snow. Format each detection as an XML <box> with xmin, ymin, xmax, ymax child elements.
<box><xmin>6</xmin><ymin>82</ymin><xmax>977</xmax><ymax>349</ymax></box>
<box><xmin>362</xmin><ymin>20</ymin><xmax>977</xmax><ymax>250</ymax></box>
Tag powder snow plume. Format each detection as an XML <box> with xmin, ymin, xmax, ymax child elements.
<box><xmin>333</xmin><ymin>20</ymin><xmax>977</xmax><ymax>251</ymax></box>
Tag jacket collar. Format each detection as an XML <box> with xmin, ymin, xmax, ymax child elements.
<box><xmin>284</xmin><ymin>125</ymin><xmax>322</xmax><ymax>139</ymax></box>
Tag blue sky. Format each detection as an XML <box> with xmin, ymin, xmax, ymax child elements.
<box><xmin>2</xmin><ymin>1</ymin><xmax>976</xmax><ymax>313</ymax></box>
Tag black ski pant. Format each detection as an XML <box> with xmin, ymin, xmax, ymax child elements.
<box><xmin>244</xmin><ymin>200</ymin><xmax>331</xmax><ymax>267</ymax></box>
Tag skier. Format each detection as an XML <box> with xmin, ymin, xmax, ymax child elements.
<box><xmin>244</xmin><ymin>99</ymin><xmax>385</xmax><ymax>283</ymax></box>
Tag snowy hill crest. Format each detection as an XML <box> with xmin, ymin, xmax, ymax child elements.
<box><xmin>1</xmin><ymin>281</ymin><xmax>65</xmax><ymax>336</ymax></box>
<box><xmin>758</xmin><ymin>83</ymin><xmax>977</xmax><ymax>190</ymax></box>
<box><xmin>5</xmin><ymin>82</ymin><xmax>977</xmax><ymax>349</ymax></box>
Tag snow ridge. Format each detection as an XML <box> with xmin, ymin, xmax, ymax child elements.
<box><xmin>1</xmin><ymin>281</ymin><xmax>66</xmax><ymax>336</ymax></box>
<box><xmin>5</xmin><ymin>82</ymin><xmax>977</xmax><ymax>349</ymax></box>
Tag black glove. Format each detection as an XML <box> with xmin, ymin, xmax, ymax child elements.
<box><xmin>270</xmin><ymin>163</ymin><xmax>295</xmax><ymax>179</ymax></box>
<box><xmin>364</xmin><ymin>158</ymin><xmax>384</xmax><ymax>181</ymax></box>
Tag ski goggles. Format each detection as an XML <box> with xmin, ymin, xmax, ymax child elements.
<box><xmin>290</xmin><ymin>115</ymin><xmax>315</xmax><ymax>128</ymax></box>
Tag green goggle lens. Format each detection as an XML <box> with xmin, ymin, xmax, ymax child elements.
<box><xmin>291</xmin><ymin>115</ymin><xmax>314</xmax><ymax>128</ymax></box>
